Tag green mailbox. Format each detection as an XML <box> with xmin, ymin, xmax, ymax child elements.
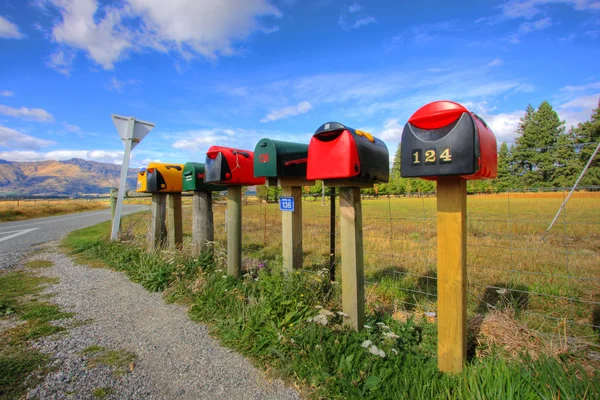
<box><xmin>253</xmin><ymin>139</ymin><xmax>309</xmax><ymax>179</ymax></box>
<box><xmin>182</xmin><ymin>162</ymin><xmax>227</xmax><ymax>192</ymax></box>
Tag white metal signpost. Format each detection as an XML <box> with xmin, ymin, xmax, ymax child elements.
<box><xmin>110</xmin><ymin>115</ymin><xmax>155</xmax><ymax>241</ymax></box>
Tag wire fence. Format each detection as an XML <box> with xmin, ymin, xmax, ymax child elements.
<box><xmin>190</xmin><ymin>185</ymin><xmax>599</xmax><ymax>345</ymax></box>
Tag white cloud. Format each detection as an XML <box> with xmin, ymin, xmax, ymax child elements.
<box><xmin>171</xmin><ymin>128</ymin><xmax>237</xmax><ymax>150</ymax></box>
<box><xmin>0</xmin><ymin>104</ymin><xmax>55</xmax><ymax>122</ymax></box>
<box><xmin>479</xmin><ymin>111</ymin><xmax>523</xmax><ymax>144</ymax></box>
<box><xmin>560</xmin><ymin>81</ymin><xmax>600</xmax><ymax>92</ymax></box>
<box><xmin>348</xmin><ymin>3</ymin><xmax>361</xmax><ymax>13</ymax></box>
<box><xmin>499</xmin><ymin>0</ymin><xmax>600</xmax><ymax>19</ymax></box>
<box><xmin>557</xmin><ymin>93</ymin><xmax>600</xmax><ymax>127</ymax></box>
<box><xmin>0</xmin><ymin>149</ymin><xmax>125</xmax><ymax>164</ymax></box>
<box><xmin>0</xmin><ymin>125</ymin><xmax>55</xmax><ymax>150</ymax></box>
<box><xmin>260</xmin><ymin>101</ymin><xmax>313</xmax><ymax>122</ymax></box>
<box><xmin>61</xmin><ymin>122</ymin><xmax>81</xmax><ymax>132</ymax></box>
<box><xmin>487</xmin><ymin>58</ymin><xmax>504</xmax><ymax>67</ymax></box>
<box><xmin>518</xmin><ymin>17</ymin><xmax>552</xmax><ymax>33</ymax></box>
<box><xmin>353</xmin><ymin>16</ymin><xmax>376</xmax><ymax>29</ymax></box>
<box><xmin>0</xmin><ymin>15</ymin><xmax>25</xmax><ymax>39</ymax></box>
<box><xmin>378</xmin><ymin>118</ymin><xmax>404</xmax><ymax>141</ymax></box>
<box><xmin>107</xmin><ymin>77</ymin><xmax>141</xmax><ymax>93</ymax></box>
<box><xmin>46</xmin><ymin>49</ymin><xmax>76</xmax><ymax>76</ymax></box>
<box><xmin>43</xmin><ymin>0</ymin><xmax>281</xmax><ymax>71</ymax></box>
<box><xmin>0</xmin><ymin>91</ymin><xmax>14</xmax><ymax>97</ymax></box>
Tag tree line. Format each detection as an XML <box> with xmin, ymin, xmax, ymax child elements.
<box><xmin>257</xmin><ymin>99</ymin><xmax>599</xmax><ymax>200</ymax></box>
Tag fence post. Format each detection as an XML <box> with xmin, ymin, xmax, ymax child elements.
<box><xmin>436</xmin><ymin>177</ymin><xmax>467</xmax><ymax>374</ymax></box>
<box><xmin>110</xmin><ymin>188</ymin><xmax>117</xmax><ymax>222</ymax></box>
<box><xmin>227</xmin><ymin>186</ymin><xmax>242</xmax><ymax>278</ymax></box>
<box><xmin>329</xmin><ymin>187</ymin><xmax>336</xmax><ymax>280</ymax></box>
<box><xmin>281</xmin><ymin>185</ymin><xmax>303</xmax><ymax>273</ymax></box>
<box><xmin>167</xmin><ymin>193</ymin><xmax>183</xmax><ymax>250</ymax></box>
<box><xmin>339</xmin><ymin>186</ymin><xmax>365</xmax><ymax>331</ymax></box>
<box><xmin>192</xmin><ymin>191</ymin><xmax>214</xmax><ymax>256</ymax></box>
<box><xmin>149</xmin><ymin>193</ymin><xmax>167</xmax><ymax>251</ymax></box>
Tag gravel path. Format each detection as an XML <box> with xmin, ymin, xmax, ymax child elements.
<box><xmin>26</xmin><ymin>243</ymin><xmax>300</xmax><ymax>400</ymax></box>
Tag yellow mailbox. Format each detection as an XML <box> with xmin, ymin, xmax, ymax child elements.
<box><xmin>136</xmin><ymin>170</ymin><xmax>148</xmax><ymax>193</ymax></box>
<box><xmin>146</xmin><ymin>162</ymin><xmax>184</xmax><ymax>193</ymax></box>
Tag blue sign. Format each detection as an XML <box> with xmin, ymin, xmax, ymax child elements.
<box><xmin>279</xmin><ymin>196</ymin><xmax>295</xmax><ymax>212</ymax></box>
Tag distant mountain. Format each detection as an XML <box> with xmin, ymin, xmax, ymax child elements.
<box><xmin>0</xmin><ymin>158</ymin><xmax>140</xmax><ymax>197</ymax></box>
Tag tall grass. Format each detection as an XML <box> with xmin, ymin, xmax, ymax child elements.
<box><xmin>65</xmin><ymin>224</ymin><xmax>600</xmax><ymax>399</ymax></box>
<box><xmin>0</xmin><ymin>199</ymin><xmax>108</xmax><ymax>222</ymax></box>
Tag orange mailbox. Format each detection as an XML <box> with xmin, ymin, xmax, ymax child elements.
<box><xmin>204</xmin><ymin>146</ymin><xmax>265</xmax><ymax>186</ymax></box>
<box><xmin>401</xmin><ymin>101</ymin><xmax>497</xmax><ymax>180</ymax></box>
<box><xmin>306</xmin><ymin>122</ymin><xmax>389</xmax><ymax>183</ymax></box>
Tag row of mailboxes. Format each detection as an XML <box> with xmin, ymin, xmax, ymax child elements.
<box><xmin>135</xmin><ymin>101</ymin><xmax>497</xmax><ymax>193</ymax></box>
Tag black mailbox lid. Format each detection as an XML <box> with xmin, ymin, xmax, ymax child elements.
<box><xmin>182</xmin><ymin>162</ymin><xmax>227</xmax><ymax>192</ymax></box>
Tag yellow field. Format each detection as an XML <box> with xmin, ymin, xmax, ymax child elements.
<box><xmin>0</xmin><ymin>199</ymin><xmax>109</xmax><ymax>222</ymax></box>
<box><xmin>119</xmin><ymin>191</ymin><xmax>600</xmax><ymax>340</ymax></box>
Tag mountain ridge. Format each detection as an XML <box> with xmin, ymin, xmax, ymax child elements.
<box><xmin>0</xmin><ymin>158</ymin><xmax>140</xmax><ymax>197</ymax></box>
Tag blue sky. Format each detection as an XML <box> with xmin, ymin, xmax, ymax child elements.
<box><xmin>0</xmin><ymin>0</ymin><xmax>599</xmax><ymax>167</ymax></box>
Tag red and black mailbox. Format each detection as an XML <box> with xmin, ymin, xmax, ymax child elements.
<box><xmin>204</xmin><ymin>146</ymin><xmax>265</xmax><ymax>186</ymax></box>
<box><xmin>306</xmin><ymin>122</ymin><xmax>389</xmax><ymax>183</ymax></box>
<box><xmin>400</xmin><ymin>101</ymin><xmax>497</xmax><ymax>179</ymax></box>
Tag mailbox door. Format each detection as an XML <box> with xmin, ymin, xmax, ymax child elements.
<box><xmin>183</xmin><ymin>162</ymin><xmax>227</xmax><ymax>191</ymax></box>
<box><xmin>307</xmin><ymin>123</ymin><xmax>389</xmax><ymax>183</ymax></box>
<box><xmin>136</xmin><ymin>171</ymin><xmax>147</xmax><ymax>193</ymax></box>
<box><xmin>205</xmin><ymin>146</ymin><xmax>265</xmax><ymax>186</ymax></box>
<box><xmin>253</xmin><ymin>139</ymin><xmax>309</xmax><ymax>178</ymax></box>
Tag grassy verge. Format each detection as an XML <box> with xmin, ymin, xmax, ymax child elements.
<box><xmin>0</xmin><ymin>200</ymin><xmax>108</xmax><ymax>222</ymax></box>
<box><xmin>64</xmin><ymin>223</ymin><xmax>600</xmax><ymax>399</ymax></box>
<box><xmin>0</xmin><ymin>261</ymin><xmax>73</xmax><ymax>400</ymax></box>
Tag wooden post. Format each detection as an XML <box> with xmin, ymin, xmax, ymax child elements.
<box><xmin>167</xmin><ymin>193</ymin><xmax>183</xmax><ymax>250</ymax></box>
<box><xmin>281</xmin><ymin>186</ymin><xmax>303</xmax><ymax>273</ymax></box>
<box><xmin>192</xmin><ymin>191</ymin><xmax>214</xmax><ymax>256</ymax></box>
<box><xmin>227</xmin><ymin>186</ymin><xmax>242</xmax><ymax>278</ymax></box>
<box><xmin>339</xmin><ymin>187</ymin><xmax>365</xmax><ymax>331</ymax></box>
<box><xmin>149</xmin><ymin>193</ymin><xmax>167</xmax><ymax>251</ymax></box>
<box><xmin>436</xmin><ymin>177</ymin><xmax>467</xmax><ymax>374</ymax></box>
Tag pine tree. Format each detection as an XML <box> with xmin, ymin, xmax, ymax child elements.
<box><xmin>551</xmin><ymin>129</ymin><xmax>580</xmax><ymax>187</ymax></box>
<box><xmin>571</xmin><ymin>99</ymin><xmax>600</xmax><ymax>186</ymax></box>
<box><xmin>495</xmin><ymin>142</ymin><xmax>513</xmax><ymax>190</ymax></box>
<box><xmin>512</xmin><ymin>101</ymin><xmax>565</xmax><ymax>186</ymax></box>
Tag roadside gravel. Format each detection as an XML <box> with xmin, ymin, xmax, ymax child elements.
<box><xmin>25</xmin><ymin>243</ymin><xmax>300</xmax><ymax>400</ymax></box>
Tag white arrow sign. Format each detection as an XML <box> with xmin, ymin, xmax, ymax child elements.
<box><xmin>111</xmin><ymin>114</ymin><xmax>155</xmax><ymax>150</ymax></box>
<box><xmin>110</xmin><ymin>115</ymin><xmax>155</xmax><ymax>241</ymax></box>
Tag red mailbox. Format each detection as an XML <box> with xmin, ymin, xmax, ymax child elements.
<box><xmin>400</xmin><ymin>101</ymin><xmax>497</xmax><ymax>180</ymax></box>
<box><xmin>306</xmin><ymin>122</ymin><xmax>389</xmax><ymax>183</ymax></box>
<box><xmin>204</xmin><ymin>146</ymin><xmax>265</xmax><ymax>186</ymax></box>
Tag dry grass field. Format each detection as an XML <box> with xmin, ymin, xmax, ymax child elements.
<box><xmin>0</xmin><ymin>199</ymin><xmax>109</xmax><ymax>222</ymax></box>
<box><xmin>118</xmin><ymin>191</ymin><xmax>600</xmax><ymax>341</ymax></box>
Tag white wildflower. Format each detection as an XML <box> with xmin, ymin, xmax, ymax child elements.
<box><xmin>361</xmin><ymin>340</ymin><xmax>372</xmax><ymax>348</ymax></box>
<box><xmin>363</xmin><ymin>325</ymin><xmax>372</xmax><ymax>329</ymax></box>
<box><xmin>424</xmin><ymin>312</ymin><xmax>436</xmax><ymax>318</ymax></box>
<box><xmin>496</xmin><ymin>288</ymin><xmax>508</xmax><ymax>295</ymax></box>
<box><xmin>321</xmin><ymin>309</ymin><xmax>335</xmax><ymax>317</ymax></box>
<box><xmin>391</xmin><ymin>348</ymin><xmax>398</xmax><ymax>355</ymax></box>
<box><xmin>315</xmin><ymin>344</ymin><xmax>322</xmax><ymax>350</ymax></box>
<box><xmin>222</xmin><ymin>275</ymin><xmax>227</xmax><ymax>279</ymax></box>
<box><xmin>383</xmin><ymin>331</ymin><xmax>400</xmax><ymax>339</ymax></box>
<box><xmin>336</xmin><ymin>311</ymin><xmax>349</xmax><ymax>318</ymax></box>
<box><xmin>254</xmin><ymin>277</ymin><xmax>259</xmax><ymax>281</ymax></box>
<box><xmin>368</xmin><ymin>345</ymin><xmax>386</xmax><ymax>358</ymax></box>
<box><xmin>315</xmin><ymin>305</ymin><xmax>323</xmax><ymax>309</ymax></box>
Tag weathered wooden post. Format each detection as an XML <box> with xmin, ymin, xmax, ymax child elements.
<box><xmin>253</xmin><ymin>139</ymin><xmax>314</xmax><ymax>273</ymax></box>
<box><xmin>400</xmin><ymin>100</ymin><xmax>498</xmax><ymax>373</ymax></box>
<box><xmin>204</xmin><ymin>146</ymin><xmax>265</xmax><ymax>278</ymax></box>
<box><xmin>149</xmin><ymin>193</ymin><xmax>167</xmax><ymax>250</ymax></box>
<box><xmin>306</xmin><ymin>122</ymin><xmax>389</xmax><ymax>331</ymax></box>
<box><xmin>142</xmin><ymin>163</ymin><xmax>185</xmax><ymax>251</ymax></box>
<box><xmin>182</xmin><ymin>163</ymin><xmax>226</xmax><ymax>256</ymax></box>
<box><xmin>167</xmin><ymin>193</ymin><xmax>183</xmax><ymax>249</ymax></box>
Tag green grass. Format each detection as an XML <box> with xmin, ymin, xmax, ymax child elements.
<box><xmin>79</xmin><ymin>345</ymin><xmax>106</xmax><ymax>356</ymax></box>
<box><xmin>87</xmin><ymin>349</ymin><xmax>136</xmax><ymax>375</ymax></box>
<box><xmin>92</xmin><ymin>387</ymin><xmax>114</xmax><ymax>399</ymax></box>
<box><xmin>64</xmin><ymin>224</ymin><xmax>600</xmax><ymax>399</ymax></box>
<box><xmin>25</xmin><ymin>260</ymin><xmax>54</xmax><ymax>269</ymax></box>
<box><xmin>0</xmin><ymin>270</ymin><xmax>71</xmax><ymax>399</ymax></box>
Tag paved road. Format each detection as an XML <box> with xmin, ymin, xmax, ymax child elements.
<box><xmin>0</xmin><ymin>204</ymin><xmax>148</xmax><ymax>270</ymax></box>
